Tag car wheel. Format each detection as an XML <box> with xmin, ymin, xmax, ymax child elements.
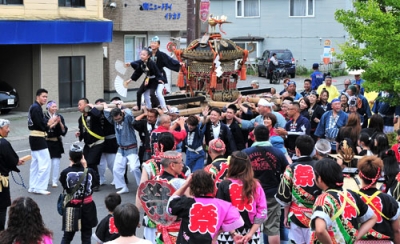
<box><xmin>1</xmin><ymin>109</ymin><xmax>11</xmax><ymax>114</ymax></box>
<box><xmin>290</xmin><ymin>73</ymin><xmax>295</xmax><ymax>78</ymax></box>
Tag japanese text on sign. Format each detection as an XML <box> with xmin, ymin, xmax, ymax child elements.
<box><xmin>142</xmin><ymin>2</ymin><xmax>181</xmax><ymax>20</ymax></box>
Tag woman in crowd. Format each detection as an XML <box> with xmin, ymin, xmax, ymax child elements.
<box><xmin>59</xmin><ymin>144</ymin><xmax>99</xmax><ymax>244</ymax></box>
<box><xmin>356</xmin><ymin>155</ymin><xmax>400</xmax><ymax>243</ymax></box>
<box><xmin>104</xmin><ymin>203</ymin><xmax>151</xmax><ymax>244</ymax></box>
<box><xmin>382</xmin><ymin>150</ymin><xmax>400</xmax><ymax>199</ymax></box>
<box><xmin>357</xmin><ymin>132</ymin><xmax>373</xmax><ymax>156</ymax></box>
<box><xmin>310</xmin><ymin>158</ymin><xmax>376</xmax><ymax>243</ymax></box>
<box><xmin>299</xmin><ymin>96</ymin><xmax>311</xmax><ymax>120</ymax></box>
<box><xmin>371</xmin><ymin>132</ymin><xmax>390</xmax><ymax>157</ymax></box>
<box><xmin>317</xmin><ymin>89</ymin><xmax>331</xmax><ymax>112</ymax></box>
<box><xmin>262</xmin><ymin>113</ymin><xmax>291</xmax><ymax>162</ymax></box>
<box><xmin>307</xmin><ymin>91</ymin><xmax>325</xmax><ymax>141</ymax></box>
<box><xmin>335</xmin><ymin>113</ymin><xmax>361</xmax><ymax>153</ymax></box>
<box><xmin>362</xmin><ymin>113</ymin><xmax>384</xmax><ymax>137</ymax></box>
<box><xmin>125</xmin><ymin>48</ymin><xmax>165</xmax><ymax>111</ymax></box>
<box><xmin>0</xmin><ymin>197</ymin><xmax>53</xmax><ymax>244</ymax></box>
<box><xmin>0</xmin><ymin>119</ymin><xmax>25</xmax><ymax>231</ymax></box>
<box><xmin>167</xmin><ymin>170</ymin><xmax>244</xmax><ymax>244</ymax></box>
<box><xmin>340</xmin><ymin>92</ymin><xmax>350</xmax><ymax>113</ymax></box>
<box><xmin>216</xmin><ymin>151</ymin><xmax>267</xmax><ymax>244</ymax></box>
<box><xmin>45</xmin><ymin>100</ymin><xmax>68</xmax><ymax>188</ymax></box>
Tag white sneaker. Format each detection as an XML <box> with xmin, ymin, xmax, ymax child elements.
<box><xmin>52</xmin><ymin>183</ymin><xmax>58</xmax><ymax>188</ymax></box>
<box><xmin>116</xmin><ymin>186</ymin><xmax>129</xmax><ymax>194</ymax></box>
<box><xmin>34</xmin><ymin>190</ymin><xmax>51</xmax><ymax>195</ymax></box>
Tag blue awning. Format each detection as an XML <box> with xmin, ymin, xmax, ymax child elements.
<box><xmin>0</xmin><ymin>20</ymin><xmax>113</xmax><ymax>44</ymax></box>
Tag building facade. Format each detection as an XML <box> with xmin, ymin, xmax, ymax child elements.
<box><xmin>209</xmin><ymin>0</ymin><xmax>352</xmax><ymax>71</ymax></box>
<box><xmin>103</xmin><ymin>0</ymin><xmax>187</xmax><ymax>101</ymax></box>
<box><xmin>0</xmin><ymin>0</ymin><xmax>112</xmax><ymax>110</ymax></box>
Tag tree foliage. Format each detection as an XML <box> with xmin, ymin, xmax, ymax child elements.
<box><xmin>335</xmin><ymin>0</ymin><xmax>400</xmax><ymax>103</ymax></box>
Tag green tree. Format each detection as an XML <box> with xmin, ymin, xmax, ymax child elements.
<box><xmin>335</xmin><ymin>0</ymin><xmax>400</xmax><ymax>103</ymax></box>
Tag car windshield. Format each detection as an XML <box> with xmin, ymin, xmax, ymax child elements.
<box><xmin>0</xmin><ymin>82</ymin><xmax>13</xmax><ymax>91</ymax></box>
<box><xmin>275</xmin><ymin>52</ymin><xmax>292</xmax><ymax>60</ymax></box>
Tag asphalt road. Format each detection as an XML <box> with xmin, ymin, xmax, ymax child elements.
<box><xmin>3</xmin><ymin>74</ymin><xmax>353</xmax><ymax>243</ymax></box>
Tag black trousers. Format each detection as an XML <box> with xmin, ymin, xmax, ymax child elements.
<box><xmin>136</xmin><ymin>82</ymin><xmax>158</xmax><ymax>110</ymax></box>
<box><xmin>61</xmin><ymin>228</ymin><xmax>92</xmax><ymax>244</ymax></box>
<box><xmin>0</xmin><ymin>208</ymin><xmax>7</xmax><ymax>231</ymax></box>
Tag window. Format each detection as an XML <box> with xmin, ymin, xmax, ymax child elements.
<box><xmin>290</xmin><ymin>0</ymin><xmax>314</xmax><ymax>17</ymax></box>
<box><xmin>236</xmin><ymin>0</ymin><xmax>260</xmax><ymax>18</ymax></box>
<box><xmin>236</xmin><ymin>42</ymin><xmax>259</xmax><ymax>60</ymax></box>
<box><xmin>124</xmin><ymin>35</ymin><xmax>147</xmax><ymax>63</ymax></box>
<box><xmin>59</xmin><ymin>0</ymin><xmax>85</xmax><ymax>7</ymax></box>
<box><xmin>0</xmin><ymin>0</ymin><xmax>23</xmax><ymax>4</ymax></box>
<box><xmin>59</xmin><ymin>56</ymin><xmax>85</xmax><ymax>108</ymax></box>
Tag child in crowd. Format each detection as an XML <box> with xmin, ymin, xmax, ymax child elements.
<box><xmin>310</xmin><ymin>158</ymin><xmax>377</xmax><ymax>243</ymax></box>
<box><xmin>104</xmin><ymin>203</ymin><xmax>152</xmax><ymax>244</ymax></box>
<box><xmin>92</xmin><ymin>193</ymin><xmax>122</xmax><ymax>243</ymax></box>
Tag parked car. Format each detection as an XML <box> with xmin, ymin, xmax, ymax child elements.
<box><xmin>257</xmin><ymin>49</ymin><xmax>296</xmax><ymax>78</ymax></box>
<box><xmin>0</xmin><ymin>81</ymin><xmax>19</xmax><ymax>114</ymax></box>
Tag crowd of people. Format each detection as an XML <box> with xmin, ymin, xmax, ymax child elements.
<box><xmin>2</xmin><ymin>53</ymin><xmax>400</xmax><ymax>244</ymax></box>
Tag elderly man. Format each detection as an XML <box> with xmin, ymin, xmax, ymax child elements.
<box><xmin>314</xmin><ymin>139</ymin><xmax>332</xmax><ymax>160</ymax></box>
<box><xmin>150</xmin><ymin>114</ymin><xmax>187</xmax><ymax>160</ymax></box>
<box><xmin>276</xmin><ymin>102</ymin><xmax>311</xmax><ymax>157</ymax></box>
<box><xmin>352</xmin><ymin>72</ymin><xmax>365</xmax><ymax>94</ymax></box>
<box><xmin>103</xmin><ymin>106</ymin><xmax>140</xmax><ymax>194</ymax></box>
<box><xmin>341</xmin><ymin>79</ymin><xmax>352</xmax><ymax>94</ymax></box>
<box><xmin>317</xmin><ymin>76</ymin><xmax>340</xmax><ymax>103</ymax></box>
<box><xmin>237</xmin><ymin>98</ymin><xmax>286</xmax><ymax>130</ymax></box>
<box><xmin>251</xmin><ymin>80</ymin><xmax>259</xmax><ymax>89</ymax></box>
<box><xmin>136</xmin><ymin>132</ymin><xmax>190</xmax><ymax>243</ymax></box>
<box><xmin>282</xmin><ymin>80</ymin><xmax>302</xmax><ymax>100</ymax></box>
<box><xmin>314</xmin><ymin>98</ymin><xmax>349</xmax><ymax>153</ymax></box>
<box><xmin>204</xmin><ymin>138</ymin><xmax>229</xmax><ymax>186</ymax></box>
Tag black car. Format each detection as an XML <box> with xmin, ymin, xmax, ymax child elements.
<box><xmin>257</xmin><ymin>49</ymin><xmax>296</xmax><ymax>78</ymax></box>
<box><xmin>0</xmin><ymin>81</ymin><xmax>19</xmax><ymax>114</ymax></box>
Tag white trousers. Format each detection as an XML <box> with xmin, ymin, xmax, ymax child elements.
<box><xmin>288</xmin><ymin>222</ymin><xmax>311</xmax><ymax>244</ymax></box>
<box><xmin>50</xmin><ymin>158</ymin><xmax>60</xmax><ymax>185</ymax></box>
<box><xmin>144</xmin><ymin>227</ymin><xmax>157</xmax><ymax>244</ymax></box>
<box><xmin>157</xmin><ymin>83</ymin><xmax>167</xmax><ymax>108</ymax></box>
<box><xmin>113</xmin><ymin>151</ymin><xmax>141</xmax><ymax>189</ymax></box>
<box><xmin>143</xmin><ymin>89</ymin><xmax>152</xmax><ymax>108</ymax></box>
<box><xmin>29</xmin><ymin>149</ymin><xmax>51</xmax><ymax>191</ymax></box>
<box><xmin>98</xmin><ymin>153</ymin><xmax>116</xmax><ymax>184</ymax></box>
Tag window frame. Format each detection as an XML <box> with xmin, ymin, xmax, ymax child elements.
<box><xmin>235</xmin><ymin>41</ymin><xmax>260</xmax><ymax>60</ymax></box>
<box><xmin>58</xmin><ymin>56</ymin><xmax>86</xmax><ymax>108</ymax></box>
<box><xmin>289</xmin><ymin>0</ymin><xmax>315</xmax><ymax>18</ymax></box>
<box><xmin>235</xmin><ymin>0</ymin><xmax>260</xmax><ymax>18</ymax></box>
<box><xmin>0</xmin><ymin>0</ymin><xmax>23</xmax><ymax>4</ymax></box>
<box><xmin>124</xmin><ymin>35</ymin><xmax>147</xmax><ymax>63</ymax></box>
<box><xmin>58</xmin><ymin>0</ymin><xmax>85</xmax><ymax>8</ymax></box>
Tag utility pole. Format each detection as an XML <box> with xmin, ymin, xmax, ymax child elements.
<box><xmin>187</xmin><ymin>0</ymin><xmax>197</xmax><ymax>45</ymax></box>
